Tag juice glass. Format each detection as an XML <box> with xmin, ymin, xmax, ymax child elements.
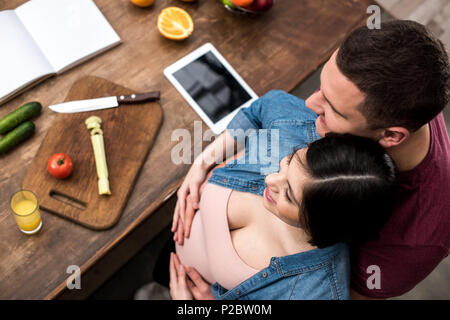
<box><xmin>10</xmin><ymin>190</ymin><xmax>42</xmax><ymax>235</ymax></box>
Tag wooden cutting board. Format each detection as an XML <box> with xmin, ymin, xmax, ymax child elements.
<box><xmin>22</xmin><ymin>76</ymin><xmax>163</xmax><ymax>230</ymax></box>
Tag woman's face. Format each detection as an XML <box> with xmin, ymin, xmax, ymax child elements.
<box><xmin>263</xmin><ymin>148</ymin><xmax>310</xmax><ymax>227</ymax></box>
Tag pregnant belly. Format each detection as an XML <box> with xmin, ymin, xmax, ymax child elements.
<box><xmin>175</xmin><ymin>210</ymin><xmax>215</xmax><ymax>285</ymax></box>
<box><xmin>175</xmin><ymin>183</ymin><xmax>259</xmax><ymax>290</ymax></box>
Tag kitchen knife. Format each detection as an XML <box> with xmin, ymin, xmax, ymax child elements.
<box><xmin>49</xmin><ymin>91</ymin><xmax>160</xmax><ymax>113</ymax></box>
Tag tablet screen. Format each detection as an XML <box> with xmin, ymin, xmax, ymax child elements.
<box><xmin>172</xmin><ymin>51</ymin><xmax>252</xmax><ymax>124</ymax></box>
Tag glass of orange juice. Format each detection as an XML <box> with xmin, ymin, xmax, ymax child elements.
<box><xmin>10</xmin><ymin>190</ymin><xmax>42</xmax><ymax>235</ymax></box>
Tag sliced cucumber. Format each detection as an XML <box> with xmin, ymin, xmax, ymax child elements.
<box><xmin>0</xmin><ymin>101</ymin><xmax>42</xmax><ymax>134</ymax></box>
<box><xmin>0</xmin><ymin>121</ymin><xmax>35</xmax><ymax>155</ymax></box>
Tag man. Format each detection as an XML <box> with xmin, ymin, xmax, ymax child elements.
<box><xmin>171</xmin><ymin>20</ymin><xmax>450</xmax><ymax>299</ymax></box>
<box><xmin>303</xmin><ymin>20</ymin><xmax>450</xmax><ymax>299</ymax></box>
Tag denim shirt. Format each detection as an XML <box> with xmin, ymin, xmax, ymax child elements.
<box><xmin>208</xmin><ymin>90</ymin><xmax>321</xmax><ymax>196</ymax></box>
<box><xmin>207</xmin><ymin>90</ymin><xmax>351</xmax><ymax>300</ymax></box>
<box><xmin>211</xmin><ymin>243</ymin><xmax>350</xmax><ymax>300</ymax></box>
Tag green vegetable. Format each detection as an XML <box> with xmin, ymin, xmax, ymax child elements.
<box><xmin>0</xmin><ymin>102</ymin><xmax>42</xmax><ymax>134</ymax></box>
<box><xmin>0</xmin><ymin>121</ymin><xmax>35</xmax><ymax>155</ymax></box>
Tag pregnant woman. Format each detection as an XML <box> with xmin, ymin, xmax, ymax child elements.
<box><xmin>167</xmin><ymin>91</ymin><xmax>397</xmax><ymax>300</ymax></box>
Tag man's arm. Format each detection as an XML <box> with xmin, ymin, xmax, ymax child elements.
<box><xmin>350</xmin><ymin>289</ymin><xmax>384</xmax><ymax>300</ymax></box>
<box><xmin>351</xmin><ymin>243</ymin><xmax>447</xmax><ymax>299</ymax></box>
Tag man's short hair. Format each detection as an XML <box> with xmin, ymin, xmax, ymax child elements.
<box><xmin>337</xmin><ymin>20</ymin><xmax>450</xmax><ymax>132</ymax></box>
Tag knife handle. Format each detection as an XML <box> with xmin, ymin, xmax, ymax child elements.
<box><xmin>117</xmin><ymin>91</ymin><xmax>160</xmax><ymax>104</ymax></box>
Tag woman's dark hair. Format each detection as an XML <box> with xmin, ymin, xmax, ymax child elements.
<box><xmin>298</xmin><ymin>133</ymin><xmax>397</xmax><ymax>249</ymax></box>
<box><xmin>337</xmin><ymin>20</ymin><xmax>449</xmax><ymax>132</ymax></box>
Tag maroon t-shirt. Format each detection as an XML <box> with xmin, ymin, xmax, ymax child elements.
<box><xmin>351</xmin><ymin>113</ymin><xmax>450</xmax><ymax>298</ymax></box>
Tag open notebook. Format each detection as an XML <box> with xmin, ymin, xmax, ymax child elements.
<box><xmin>0</xmin><ymin>0</ymin><xmax>121</xmax><ymax>105</ymax></box>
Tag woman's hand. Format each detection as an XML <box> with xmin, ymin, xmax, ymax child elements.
<box><xmin>169</xmin><ymin>253</ymin><xmax>216</xmax><ymax>300</ymax></box>
<box><xmin>172</xmin><ymin>130</ymin><xmax>241</xmax><ymax>245</ymax></box>
<box><xmin>172</xmin><ymin>162</ymin><xmax>208</xmax><ymax>245</ymax></box>
<box><xmin>169</xmin><ymin>252</ymin><xmax>193</xmax><ymax>300</ymax></box>
<box><xmin>184</xmin><ymin>266</ymin><xmax>216</xmax><ymax>300</ymax></box>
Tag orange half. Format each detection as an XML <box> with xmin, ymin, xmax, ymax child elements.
<box><xmin>157</xmin><ymin>7</ymin><xmax>194</xmax><ymax>40</ymax></box>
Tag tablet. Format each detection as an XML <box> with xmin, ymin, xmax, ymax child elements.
<box><xmin>164</xmin><ymin>43</ymin><xmax>258</xmax><ymax>134</ymax></box>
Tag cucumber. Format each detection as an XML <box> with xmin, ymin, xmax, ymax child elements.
<box><xmin>0</xmin><ymin>121</ymin><xmax>35</xmax><ymax>155</ymax></box>
<box><xmin>0</xmin><ymin>101</ymin><xmax>42</xmax><ymax>134</ymax></box>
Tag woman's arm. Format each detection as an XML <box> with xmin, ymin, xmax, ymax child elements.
<box><xmin>173</xmin><ymin>129</ymin><xmax>244</xmax><ymax>245</ymax></box>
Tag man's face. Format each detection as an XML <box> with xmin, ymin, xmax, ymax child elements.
<box><xmin>305</xmin><ymin>50</ymin><xmax>372</xmax><ymax>138</ymax></box>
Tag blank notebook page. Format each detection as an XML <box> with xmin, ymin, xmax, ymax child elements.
<box><xmin>15</xmin><ymin>0</ymin><xmax>121</xmax><ymax>73</ymax></box>
<box><xmin>0</xmin><ymin>10</ymin><xmax>53</xmax><ymax>100</ymax></box>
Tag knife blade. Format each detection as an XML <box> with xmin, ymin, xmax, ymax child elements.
<box><xmin>49</xmin><ymin>91</ymin><xmax>160</xmax><ymax>113</ymax></box>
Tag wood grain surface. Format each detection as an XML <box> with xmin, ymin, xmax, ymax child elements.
<box><xmin>21</xmin><ymin>76</ymin><xmax>162</xmax><ymax>230</ymax></box>
<box><xmin>0</xmin><ymin>0</ymin><xmax>373</xmax><ymax>299</ymax></box>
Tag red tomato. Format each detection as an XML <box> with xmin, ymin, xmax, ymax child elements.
<box><xmin>47</xmin><ymin>153</ymin><xmax>73</xmax><ymax>179</ymax></box>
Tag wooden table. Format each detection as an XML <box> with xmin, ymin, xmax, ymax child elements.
<box><xmin>0</xmin><ymin>0</ymin><xmax>373</xmax><ymax>299</ymax></box>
